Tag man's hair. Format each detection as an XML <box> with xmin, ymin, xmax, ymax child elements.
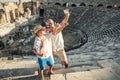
<box><xmin>41</xmin><ymin>21</ymin><xmax>49</xmax><ymax>27</ymax></box>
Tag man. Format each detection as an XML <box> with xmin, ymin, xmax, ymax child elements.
<box><xmin>47</xmin><ymin>9</ymin><xmax>70</xmax><ymax>68</ymax></box>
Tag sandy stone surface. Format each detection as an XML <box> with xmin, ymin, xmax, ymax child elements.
<box><xmin>0</xmin><ymin>59</ymin><xmax>39</xmax><ymax>80</ymax></box>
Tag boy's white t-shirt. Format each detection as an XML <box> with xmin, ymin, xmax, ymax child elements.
<box><xmin>33</xmin><ymin>33</ymin><xmax>53</xmax><ymax>59</ymax></box>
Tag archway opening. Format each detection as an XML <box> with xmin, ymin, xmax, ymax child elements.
<box><xmin>80</xmin><ymin>2</ymin><xmax>86</xmax><ymax>6</ymax></box>
<box><xmin>55</xmin><ymin>3</ymin><xmax>61</xmax><ymax>6</ymax></box>
<box><xmin>0</xmin><ymin>41</ymin><xmax>5</xmax><ymax>50</ymax></box>
<box><xmin>97</xmin><ymin>4</ymin><xmax>103</xmax><ymax>7</ymax></box>
<box><xmin>71</xmin><ymin>4</ymin><xmax>77</xmax><ymax>7</ymax></box>
<box><xmin>39</xmin><ymin>8</ymin><xmax>44</xmax><ymax>17</ymax></box>
<box><xmin>107</xmin><ymin>5</ymin><xmax>113</xmax><ymax>8</ymax></box>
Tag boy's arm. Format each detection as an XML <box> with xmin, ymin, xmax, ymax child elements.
<box><xmin>32</xmin><ymin>49</ymin><xmax>38</xmax><ymax>55</ymax></box>
<box><xmin>33</xmin><ymin>47</ymin><xmax>44</xmax><ymax>56</ymax></box>
<box><xmin>39</xmin><ymin>40</ymin><xmax>45</xmax><ymax>57</ymax></box>
<box><xmin>33</xmin><ymin>38</ymin><xmax>46</xmax><ymax>57</ymax></box>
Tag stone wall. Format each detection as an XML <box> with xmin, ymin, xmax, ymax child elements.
<box><xmin>47</xmin><ymin>0</ymin><xmax>120</xmax><ymax>5</ymax></box>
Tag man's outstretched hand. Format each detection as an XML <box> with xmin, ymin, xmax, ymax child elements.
<box><xmin>64</xmin><ymin>9</ymin><xmax>70</xmax><ymax>17</ymax></box>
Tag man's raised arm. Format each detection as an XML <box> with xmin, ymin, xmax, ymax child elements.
<box><xmin>53</xmin><ymin>9</ymin><xmax>70</xmax><ymax>35</ymax></box>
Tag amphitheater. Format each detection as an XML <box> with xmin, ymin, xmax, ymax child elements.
<box><xmin>0</xmin><ymin>0</ymin><xmax>120</xmax><ymax>80</ymax></box>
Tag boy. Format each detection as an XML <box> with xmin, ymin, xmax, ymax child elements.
<box><xmin>33</xmin><ymin>25</ymin><xmax>54</xmax><ymax>80</ymax></box>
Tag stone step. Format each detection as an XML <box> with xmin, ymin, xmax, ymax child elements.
<box><xmin>50</xmin><ymin>74</ymin><xmax>65</xmax><ymax>80</ymax></box>
<box><xmin>51</xmin><ymin>67</ymin><xmax>120</xmax><ymax>80</ymax></box>
<box><xmin>0</xmin><ymin>60</ymin><xmax>38</xmax><ymax>69</ymax></box>
<box><xmin>90</xmin><ymin>67</ymin><xmax>120</xmax><ymax>80</ymax></box>
<box><xmin>66</xmin><ymin>68</ymin><xmax>115</xmax><ymax>80</ymax></box>
<box><xmin>97</xmin><ymin>59</ymin><xmax>120</xmax><ymax>76</ymax></box>
<box><xmin>1</xmin><ymin>74</ymin><xmax>39</xmax><ymax>80</ymax></box>
<box><xmin>0</xmin><ymin>68</ymin><xmax>37</xmax><ymax>79</ymax></box>
<box><xmin>66</xmin><ymin>71</ymin><xmax>96</xmax><ymax>80</ymax></box>
<box><xmin>54</xmin><ymin>67</ymin><xmax>82</xmax><ymax>74</ymax></box>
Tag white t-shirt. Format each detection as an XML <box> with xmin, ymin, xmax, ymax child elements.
<box><xmin>45</xmin><ymin>34</ymin><xmax>55</xmax><ymax>63</ymax></box>
<box><xmin>33</xmin><ymin>33</ymin><xmax>53</xmax><ymax>58</ymax></box>
<box><xmin>52</xmin><ymin>32</ymin><xmax>64</xmax><ymax>51</ymax></box>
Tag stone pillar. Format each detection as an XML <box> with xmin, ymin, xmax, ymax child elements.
<box><xmin>27</xmin><ymin>8</ymin><xmax>31</xmax><ymax>18</ymax></box>
<box><xmin>33</xmin><ymin>4</ymin><xmax>37</xmax><ymax>15</ymax></box>
<box><xmin>36</xmin><ymin>1</ymin><xmax>40</xmax><ymax>15</ymax></box>
<box><xmin>24</xmin><ymin>8</ymin><xmax>31</xmax><ymax>18</ymax></box>
<box><xmin>10</xmin><ymin>10</ymin><xmax>16</xmax><ymax>21</ymax></box>
<box><xmin>24</xmin><ymin>11</ymin><xmax>27</xmax><ymax>18</ymax></box>
<box><xmin>15</xmin><ymin>8</ymin><xmax>19</xmax><ymax>19</ymax></box>
<box><xmin>0</xmin><ymin>13</ymin><xmax>7</xmax><ymax>24</ymax></box>
<box><xmin>4</xmin><ymin>6</ymin><xmax>11</xmax><ymax>23</ymax></box>
<box><xmin>18</xmin><ymin>0</ymin><xmax>24</xmax><ymax>16</ymax></box>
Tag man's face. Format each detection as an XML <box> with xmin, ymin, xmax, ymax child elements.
<box><xmin>47</xmin><ymin>19</ymin><xmax>55</xmax><ymax>28</ymax></box>
<box><xmin>45</xmin><ymin>27</ymin><xmax>53</xmax><ymax>33</ymax></box>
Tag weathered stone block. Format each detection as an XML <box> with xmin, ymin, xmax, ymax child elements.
<box><xmin>50</xmin><ymin>74</ymin><xmax>65</xmax><ymax>80</ymax></box>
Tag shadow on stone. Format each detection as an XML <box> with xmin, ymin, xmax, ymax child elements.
<box><xmin>0</xmin><ymin>68</ymin><xmax>36</xmax><ymax>79</ymax></box>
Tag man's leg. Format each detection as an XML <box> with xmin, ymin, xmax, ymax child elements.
<box><xmin>54</xmin><ymin>49</ymin><xmax>68</xmax><ymax>68</ymax></box>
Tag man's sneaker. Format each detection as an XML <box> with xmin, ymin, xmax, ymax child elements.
<box><xmin>65</xmin><ymin>63</ymin><xmax>68</xmax><ymax>68</ymax></box>
<box><xmin>64</xmin><ymin>62</ymin><xmax>68</xmax><ymax>68</ymax></box>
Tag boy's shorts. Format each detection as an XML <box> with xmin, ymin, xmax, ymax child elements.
<box><xmin>38</xmin><ymin>56</ymin><xmax>54</xmax><ymax>70</ymax></box>
<box><xmin>53</xmin><ymin>48</ymin><xmax>68</xmax><ymax>62</ymax></box>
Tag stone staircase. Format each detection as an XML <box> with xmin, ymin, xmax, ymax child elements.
<box><xmin>51</xmin><ymin>59</ymin><xmax>120</xmax><ymax>80</ymax></box>
<box><xmin>0</xmin><ymin>59</ymin><xmax>120</xmax><ymax>80</ymax></box>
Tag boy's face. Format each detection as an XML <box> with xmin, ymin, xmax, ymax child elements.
<box><xmin>37</xmin><ymin>29</ymin><xmax>46</xmax><ymax>36</ymax></box>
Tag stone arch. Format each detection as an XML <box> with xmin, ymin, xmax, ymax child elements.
<box><xmin>88</xmin><ymin>4</ymin><xmax>93</xmax><ymax>7</ymax></box>
<box><xmin>48</xmin><ymin>2</ymin><xmax>52</xmax><ymax>5</ymax></box>
<box><xmin>55</xmin><ymin>2</ymin><xmax>61</xmax><ymax>6</ymax></box>
<box><xmin>40</xmin><ymin>2</ymin><xmax>44</xmax><ymax>5</ymax></box>
<box><xmin>71</xmin><ymin>4</ymin><xmax>77</xmax><ymax>7</ymax></box>
<box><xmin>39</xmin><ymin>9</ymin><xmax>44</xmax><ymax>17</ymax></box>
<box><xmin>0</xmin><ymin>9</ymin><xmax>7</xmax><ymax>24</ymax></box>
<box><xmin>97</xmin><ymin>4</ymin><xmax>103</xmax><ymax>7</ymax></box>
<box><xmin>107</xmin><ymin>5</ymin><xmax>113</xmax><ymax>8</ymax></box>
<box><xmin>80</xmin><ymin>2</ymin><xmax>86</xmax><ymax>6</ymax></box>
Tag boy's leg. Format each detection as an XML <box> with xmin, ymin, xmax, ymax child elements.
<box><xmin>39</xmin><ymin>70</ymin><xmax>45</xmax><ymax>80</ymax></box>
<box><xmin>48</xmin><ymin>66</ymin><xmax>54</xmax><ymax>74</ymax></box>
<box><xmin>38</xmin><ymin>57</ymin><xmax>46</xmax><ymax>80</ymax></box>
<box><xmin>47</xmin><ymin>56</ymin><xmax>54</xmax><ymax>74</ymax></box>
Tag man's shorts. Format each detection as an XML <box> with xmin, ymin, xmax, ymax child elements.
<box><xmin>38</xmin><ymin>56</ymin><xmax>54</xmax><ymax>70</ymax></box>
<box><xmin>53</xmin><ymin>48</ymin><xmax>68</xmax><ymax>62</ymax></box>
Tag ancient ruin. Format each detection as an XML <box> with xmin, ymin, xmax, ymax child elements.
<box><xmin>0</xmin><ymin>0</ymin><xmax>120</xmax><ymax>80</ymax></box>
